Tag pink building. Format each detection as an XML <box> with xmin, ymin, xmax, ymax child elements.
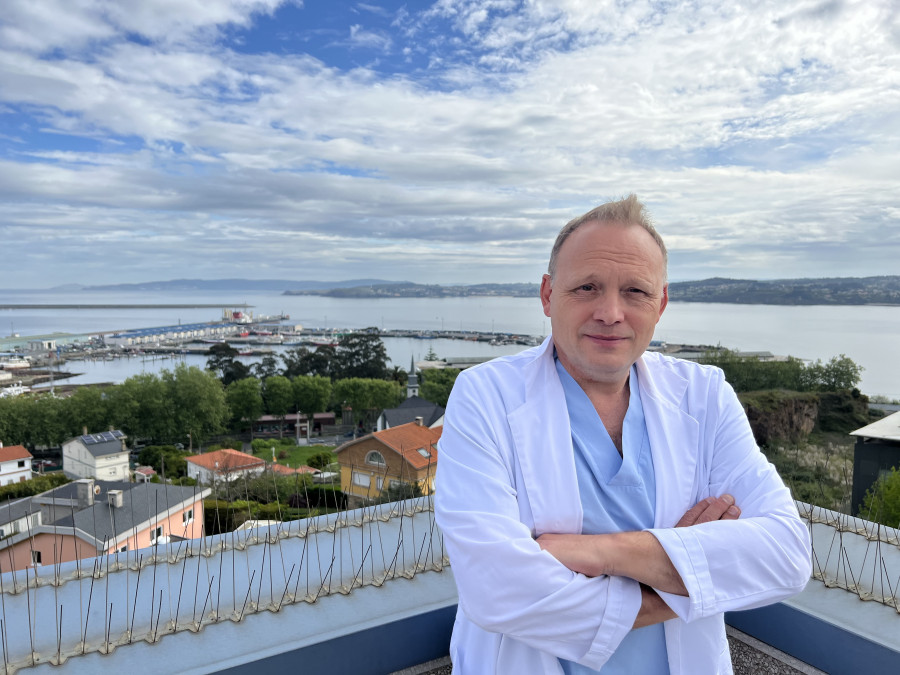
<box><xmin>0</xmin><ymin>479</ymin><xmax>210</xmax><ymax>572</ymax></box>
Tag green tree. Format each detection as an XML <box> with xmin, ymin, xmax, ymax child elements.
<box><xmin>164</xmin><ymin>363</ymin><xmax>228</xmax><ymax>447</ymax></box>
<box><xmin>138</xmin><ymin>445</ymin><xmax>191</xmax><ymax>479</ymax></box>
<box><xmin>389</xmin><ymin>365</ymin><xmax>408</xmax><ymax>385</ymax></box>
<box><xmin>420</xmin><ymin>368</ymin><xmax>460</xmax><ymax>407</ymax></box>
<box><xmin>281</xmin><ymin>346</ymin><xmax>334</xmax><ymax>379</ymax></box>
<box><xmin>62</xmin><ymin>386</ymin><xmax>113</xmax><ymax>437</ymax></box>
<box><xmin>333</xmin><ymin>378</ymin><xmax>402</xmax><ymax>428</ymax></box>
<box><xmin>0</xmin><ymin>396</ymin><xmax>30</xmax><ymax>446</ymax></box>
<box><xmin>333</xmin><ymin>330</ymin><xmax>389</xmax><ymax>380</ymax></box>
<box><xmin>700</xmin><ymin>349</ymin><xmax>861</xmax><ymax>394</ymax></box>
<box><xmin>108</xmin><ymin>373</ymin><xmax>175</xmax><ymax>442</ymax></box>
<box><xmin>253</xmin><ymin>354</ymin><xmax>281</xmax><ymax>380</ymax></box>
<box><xmin>26</xmin><ymin>394</ymin><xmax>68</xmax><ymax>448</ymax></box>
<box><xmin>818</xmin><ymin>354</ymin><xmax>864</xmax><ymax>391</ymax></box>
<box><xmin>206</xmin><ymin>343</ymin><xmax>252</xmax><ymax>385</ymax></box>
<box><xmin>292</xmin><ymin>375</ymin><xmax>332</xmax><ymax>438</ymax></box>
<box><xmin>862</xmin><ymin>468</ymin><xmax>900</xmax><ymax>528</ymax></box>
<box><xmin>307</xmin><ymin>451</ymin><xmax>336</xmax><ymax>471</ymax></box>
<box><xmin>264</xmin><ymin>375</ymin><xmax>294</xmax><ymax>438</ymax></box>
<box><xmin>226</xmin><ymin>377</ymin><xmax>264</xmax><ymax>439</ymax></box>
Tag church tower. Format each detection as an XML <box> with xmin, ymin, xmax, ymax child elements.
<box><xmin>407</xmin><ymin>355</ymin><xmax>419</xmax><ymax>399</ymax></box>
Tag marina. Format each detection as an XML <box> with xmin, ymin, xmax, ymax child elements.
<box><xmin>0</xmin><ymin>291</ymin><xmax>896</xmax><ymax>398</ymax></box>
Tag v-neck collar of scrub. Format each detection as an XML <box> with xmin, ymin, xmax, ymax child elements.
<box><xmin>555</xmin><ymin>356</ymin><xmax>648</xmax><ymax>487</ymax></box>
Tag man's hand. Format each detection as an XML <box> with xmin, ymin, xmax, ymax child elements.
<box><xmin>676</xmin><ymin>494</ymin><xmax>741</xmax><ymax>527</ymax></box>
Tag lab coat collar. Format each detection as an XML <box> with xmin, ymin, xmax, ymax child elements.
<box><xmin>507</xmin><ymin>337</ymin><xmax>700</xmax><ymax>535</ymax></box>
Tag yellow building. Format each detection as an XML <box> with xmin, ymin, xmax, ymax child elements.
<box><xmin>336</xmin><ymin>421</ymin><xmax>441</xmax><ymax>505</ymax></box>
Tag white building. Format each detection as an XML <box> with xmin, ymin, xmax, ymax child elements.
<box><xmin>0</xmin><ymin>443</ymin><xmax>33</xmax><ymax>486</ymax></box>
<box><xmin>185</xmin><ymin>448</ymin><xmax>266</xmax><ymax>484</ymax></box>
<box><xmin>62</xmin><ymin>430</ymin><xmax>130</xmax><ymax>481</ymax></box>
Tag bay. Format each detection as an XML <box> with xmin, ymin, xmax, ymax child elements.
<box><xmin>2</xmin><ymin>290</ymin><xmax>897</xmax><ymax>399</ymax></box>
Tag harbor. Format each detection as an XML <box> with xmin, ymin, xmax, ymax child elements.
<box><xmin>0</xmin><ymin>292</ymin><xmax>896</xmax><ymax>398</ymax></box>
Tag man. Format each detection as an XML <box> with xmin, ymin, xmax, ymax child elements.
<box><xmin>434</xmin><ymin>195</ymin><xmax>811</xmax><ymax>674</ymax></box>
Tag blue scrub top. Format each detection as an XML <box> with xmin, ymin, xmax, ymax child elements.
<box><xmin>555</xmin><ymin>359</ymin><xmax>670</xmax><ymax>674</ymax></box>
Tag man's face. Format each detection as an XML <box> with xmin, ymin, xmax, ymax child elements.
<box><xmin>540</xmin><ymin>221</ymin><xmax>668</xmax><ymax>391</ymax></box>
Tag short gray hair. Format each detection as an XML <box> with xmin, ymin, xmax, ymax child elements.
<box><xmin>548</xmin><ymin>194</ymin><xmax>668</xmax><ymax>280</ymax></box>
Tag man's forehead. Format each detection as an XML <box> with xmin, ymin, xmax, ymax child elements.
<box><xmin>560</xmin><ymin>221</ymin><xmax>666</xmax><ymax>269</ymax></box>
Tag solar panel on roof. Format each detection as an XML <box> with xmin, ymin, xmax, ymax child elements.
<box><xmin>81</xmin><ymin>430</ymin><xmax>124</xmax><ymax>444</ymax></box>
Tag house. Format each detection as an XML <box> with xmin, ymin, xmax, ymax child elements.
<box><xmin>376</xmin><ymin>395</ymin><xmax>445</xmax><ymax>431</ymax></box>
<box><xmin>335</xmin><ymin>420</ymin><xmax>441</xmax><ymax>506</ymax></box>
<box><xmin>270</xmin><ymin>463</ymin><xmax>320</xmax><ymax>477</ymax></box>
<box><xmin>851</xmin><ymin>411</ymin><xmax>900</xmax><ymax>514</ymax></box>
<box><xmin>0</xmin><ymin>478</ymin><xmax>210</xmax><ymax>572</ymax></box>
<box><xmin>134</xmin><ymin>465</ymin><xmax>157</xmax><ymax>483</ymax></box>
<box><xmin>62</xmin><ymin>430</ymin><xmax>130</xmax><ymax>481</ymax></box>
<box><xmin>252</xmin><ymin>412</ymin><xmax>336</xmax><ymax>439</ymax></box>
<box><xmin>186</xmin><ymin>448</ymin><xmax>266</xmax><ymax>484</ymax></box>
<box><xmin>0</xmin><ymin>443</ymin><xmax>33</xmax><ymax>485</ymax></box>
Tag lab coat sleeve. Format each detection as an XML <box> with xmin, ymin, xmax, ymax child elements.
<box><xmin>435</xmin><ymin>369</ymin><xmax>642</xmax><ymax>668</ymax></box>
<box><xmin>647</xmin><ymin>371</ymin><xmax>812</xmax><ymax>622</ymax></box>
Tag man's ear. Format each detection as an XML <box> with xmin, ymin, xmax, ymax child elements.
<box><xmin>540</xmin><ymin>274</ymin><xmax>553</xmax><ymax>317</ymax></box>
<box><xmin>658</xmin><ymin>284</ymin><xmax>669</xmax><ymax>319</ymax></box>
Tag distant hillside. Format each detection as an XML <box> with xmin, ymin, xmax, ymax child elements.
<box><xmin>78</xmin><ymin>278</ymin><xmax>401</xmax><ymax>292</ymax></box>
<box><xmin>283</xmin><ymin>282</ymin><xmax>540</xmax><ymax>298</ymax></box>
<box><xmin>668</xmin><ymin>276</ymin><xmax>900</xmax><ymax>305</ymax></box>
<box><xmin>42</xmin><ymin>276</ymin><xmax>900</xmax><ymax>305</ymax></box>
<box><xmin>286</xmin><ymin>276</ymin><xmax>900</xmax><ymax>305</ymax></box>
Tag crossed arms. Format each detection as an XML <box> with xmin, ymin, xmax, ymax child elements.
<box><xmin>537</xmin><ymin>494</ymin><xmax>741</xmax><ymax>628</ymax></box>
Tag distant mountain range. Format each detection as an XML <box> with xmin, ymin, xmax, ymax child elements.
<box><xmin>668</xmin><ymin>276</ymin><xmax>900</xmax><ymax>305</ymax></box>
<box><xmin>38</xmin><ymin>276</ymin><xmax>900</xmax><ymax>305</ymax></box>
<box><xmin>51</xmin><ymin>278</ymin><xmax>402</xmax><ymax>292</ymax></box>
<box><xmin>285</xmin><ymin>276</ymin><xmax>900</xmax><ymax>305</ymax></box>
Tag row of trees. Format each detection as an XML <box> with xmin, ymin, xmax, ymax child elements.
<box><xmin>207</xmin><ymin>331</ymin><xmax>395</xmax><ymax>385</ymax></box>
<box><xmin>0</xmin><ymin>332</ymin><xmax>415</xmax><ymax>449</ymax></box>
<box><xmin>699</xmin><ymin>350</ymin><xmax>863</xmax><ymax>393</ymax></box>
<box><xmin>0</xmin><ymin>365</ymin><xmax>405</xmax><ymax>449</ymax></box>
<box><xmin>0</xmin><ymin>364</ymin><xmax>228</xmax><ymax>449</ymax></box>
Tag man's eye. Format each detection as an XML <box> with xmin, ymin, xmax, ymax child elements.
<box><xmin>627</xmin><ymin>288</ymin><xmax>646</xmax><ymax>294</ymax></box>
<box><xmin>577</xmin><ymin>285</ymin><xmax>594</xmax><ymax>292</ymax></box>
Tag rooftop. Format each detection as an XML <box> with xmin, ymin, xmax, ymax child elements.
<box><xmin>851</xmin><ymin>410</ymin><xmax>900</xmax><ymax>441</ymax></box>
<box><xmin>0</xmin><ymin>444</ymin><xmax>32</xmax><ymax>462</ymax></box>
<box><xmin>186</xmin><ymin>448</ymin><xmax>266</xmax><ymax>473</ymax></box>
<box><xmin>338</xmin><ymin>422</ymin><xmax>442</xmax><ymax>470</ymax></box>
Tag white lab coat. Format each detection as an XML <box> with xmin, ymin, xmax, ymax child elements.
<box><xmin>435</xmin><ymin>337</ymin><xmax>811</xmax><ymax>674</ymax></box>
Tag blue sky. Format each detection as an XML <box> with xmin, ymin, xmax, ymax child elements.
<box><xmin>1</xmin><ymin>0</ymin><xmax>898</xmax><ymax>288</ymax></box>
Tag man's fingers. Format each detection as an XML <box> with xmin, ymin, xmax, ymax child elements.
<box><xmin>676</xmin><ymin>495</ymin><xmax>740</xmax><ymax>527</ymax></box>
<box><xmin>675</xmin><ymin>498</ymin><xmax>714</xmax><ymax>527</ymax></box>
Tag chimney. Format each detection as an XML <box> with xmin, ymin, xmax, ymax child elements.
<box><xmin>107</xmin><ymin>490</ymin><xmax>123</xmax><ymax>508</ymax></box>
<box><xmin>82</xmin><ymin>426</ymin><xmax>88</xmax><ymax>435</ymax></box>
<box><xmin>75</xmin><ymin>479</ymin><xmax>96</xmax><ymax>509</ymax></box>
<box><xmin>0</xmin><ymin>442</ymin><xmax>3</xmax><ymax>448</ymax></box>
<box><xmin>415</xmin><ymin>416</ymin><xmax>424</xmax><ymax>427</ymax></box>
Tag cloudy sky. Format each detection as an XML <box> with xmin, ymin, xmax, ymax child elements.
<box><xmin>1</xmin><ymin>0</ymin><xmax>898</xmax><ymax>288</ymax></box>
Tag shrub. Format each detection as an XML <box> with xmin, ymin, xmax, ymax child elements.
<box><xmin>0</xmin><ymin>473</ymin><xmax>70</xmax><ymax>500</ymax></box>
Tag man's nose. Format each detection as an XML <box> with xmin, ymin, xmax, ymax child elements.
<box><xmin>592</xmin><ymin>292</ymin><xmax>624</xmax><ymax>324</ymax></box>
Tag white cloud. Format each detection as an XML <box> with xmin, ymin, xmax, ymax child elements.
<box><xmin>0</xmin><ymin>0</ymin><xmax>897</xmax><ymax>287</ymax></box>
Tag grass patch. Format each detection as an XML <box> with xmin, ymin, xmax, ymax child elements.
<box><xmin>250</xmin><ymin>442</ymin><xmax>337</xmax><ymax>469</ymax></box>
<box><xmin>763</xmin><ymin>440</ymin><xmax>854</xmax><ymax>512</ymax></box>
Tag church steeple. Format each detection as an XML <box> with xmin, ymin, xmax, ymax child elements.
<box><xmin>407</xmin><ymin>355</ymin><xmax>419</xmax><ymax>398</ymax></box>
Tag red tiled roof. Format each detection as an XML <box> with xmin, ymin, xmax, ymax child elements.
<box><xmin>337</xmin><ymin>422</ymin><xmax>441</xmax><ymax>470</ymax></box>
<box><xmin>0</xmin><ymin>445</ymin><xmax>32</xmax><ymax>462</ymax></box>
<box><xmin>134</xmin><ymin>466</ymin><xmax>157</xmax><ymax>476</ymax></box>
<box><xmin>186</xmin><ymin>448</ymin><xmax>265</xmax><ymax>474</ymax></box>
<box><xmin>270</xmin><ymin>463</ymin><xmax>320</xmax><ymax>475</ymax></box>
